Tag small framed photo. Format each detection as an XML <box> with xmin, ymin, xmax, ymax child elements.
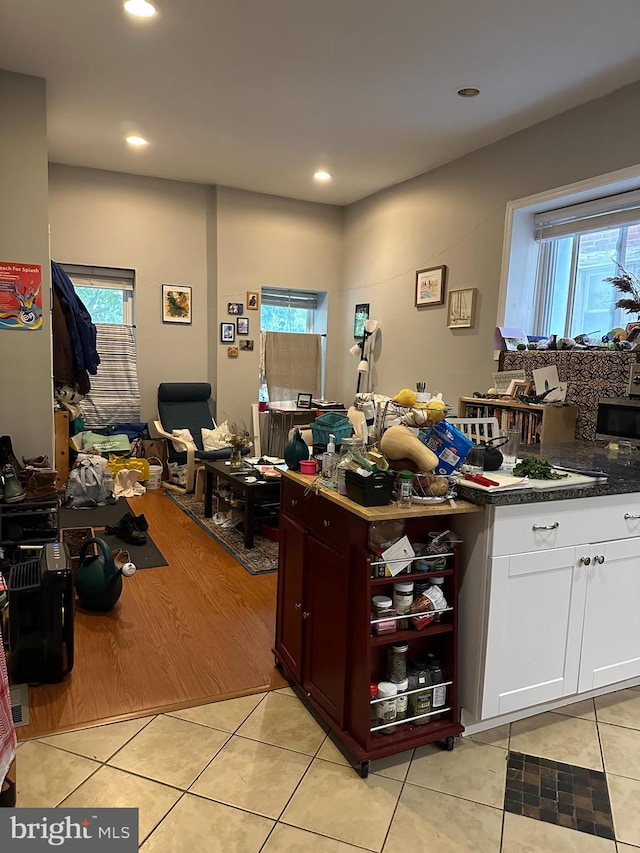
<box><xmin>296</xmin><ymin>392</ymin><xmax>313</xmax><ymax>409</ymax></box>
<box><xmin>447</xmin><ymin>287</ymin><xmax>477</xmax><ymax>328</ymax></box>
<box><xmin>227</xmin><ymin>346</ymin><xmax>239</xmax><ymax>358</ymax></box>
<box><xmin>162</xmin><ymin>284</ymin><xmax>192</xmax><ymax>324</ymax></box>
<box><xmin>415</xmin><ymin>265</ymin><xmax>446</xmax><ymax>308</ymax></box>
<box><xmin>237</xmin><ymin>317</ymin><xmax>249</xmax><ymax>335</ymax></box>
<box><xmin>239</xmin><ymin>339</ymin><xmax>254</xmax><ymax>351</ymax></box>
<box><xmin>354</xmin><ymin>303</ymin><xmax>369</xmax><ymax>338</ymax></box>
<box><xmin>220</xmin><ymin>322</ymin><xmax>235</xmax><ymax>343</ymax></box>
<box><xmin>227</xmin><ymin>302</ymin><xmax>243</xmax><ymax>315</ymax></box>
<box><xmin>510</xmin><ymin>379</ymin><xmax>532</xmax><ymax>398</ymax></box>
<box><xmin>246</xmin><ymin>291</ymin><xmax>260</xmax><ymax>310</ymax></box>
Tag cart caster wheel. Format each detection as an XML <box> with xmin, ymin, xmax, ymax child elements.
<box><xmin>359</xmin><ymin>761</ymin><xmax>370</xmax><ymax>779</ymax></box>
<box><xmin>444</xmin><ymin>736</ymin><xmax>455</xmax><ymax>751</ymax></box>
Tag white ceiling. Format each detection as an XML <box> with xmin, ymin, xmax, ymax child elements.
<box><xmin>1</xmin><ymin>0</ymin><xmax>640</xmax><ymax>205</ymax></box>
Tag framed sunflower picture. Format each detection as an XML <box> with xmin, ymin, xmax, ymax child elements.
<box><xmin>162</xmin><ymin>284</ymin><xmax>192</xmax><ymax>324</ymax></box>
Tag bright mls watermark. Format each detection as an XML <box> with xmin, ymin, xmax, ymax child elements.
<box><xmin>0</xmin><ymin>809</ymin><xmax>138</xmax><ymax>850</ymax></box>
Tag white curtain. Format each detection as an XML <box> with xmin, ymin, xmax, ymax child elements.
<box><xmin>264</xmin><ymin>332</ymin><xmax>321</xmax><ymax>402</ymax></box>
<box><xmin>81</xmin><ymin>324</ymin><xmax>141</xmax><ymax>427</ymax></box>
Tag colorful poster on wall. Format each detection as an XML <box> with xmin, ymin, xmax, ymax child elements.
<box><xmin>0</xmin><ymin>261</ymin><xmax>43</xmax><ymax>330</ymax></box>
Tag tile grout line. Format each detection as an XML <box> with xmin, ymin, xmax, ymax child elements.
<box><xmin>595</xmin><ymin>710</ymin><xmax>619</xmax><ymax>844</ymax></box>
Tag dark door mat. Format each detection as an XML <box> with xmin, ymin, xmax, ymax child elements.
<box><xmin>59</xmin><ymin>499</ymin><xmax>131</xmax><ymax>530</ymax></box>
<box><xmin>98</xmin><ymin>531</ymin><xmax>168</xmax><ymax>570</ymax></box>
<box><xmin>504</xmin><ymin>751</ymin><xmax>614</xmax><ymax>840</ymax></box>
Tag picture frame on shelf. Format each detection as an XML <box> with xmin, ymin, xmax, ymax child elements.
<box><xmin>247</xmin><ymin>291</ymin><xmax>260</xmax><ymax>310</ymax></box>
<box><xmin>354</xmin><ymin>303</ymin><xmax>370</xmax><ymax>338</ymax></box>
<box><xmin>237</xmin><ymin>317</ymin><xmax>249</xmax><ymax>335</ymax></box>
<box><xmin>162</xmin><ymin>284</ymin><xmax>192</xmax><ymax>324</ymax></box>
<box><xmin>220</xmin><ymin>322</ymin><xmax>235</xmax><ymax>343</ymax></box>
<box><xmin>447</xmin><ymin>287</ymin><xmax>476</xmax><ymax>328</ymax></box>
<box><xmin>415</xmin><ymin>265</ymin><xmax>446</xmax><ymax>308</ymax></box>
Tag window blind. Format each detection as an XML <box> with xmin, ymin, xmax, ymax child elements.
<box><xmin>534</xmin><ymin>189</ymin><xmax>640</xmax><ymax>240</ymax></box>
<box><xmin>63</xmin><ymin>264</ymin><xmax>135</xmax><ymax>291</ymax></box>
<box><xmin>261</xmin><ymin>287</ymin><xmax>319</xmax><ymax>309</ymax></box>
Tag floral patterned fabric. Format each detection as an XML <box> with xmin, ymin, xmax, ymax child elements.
<box><xmin>0</xmin><ymin>630</ymin><xmax>16</xmax><ymax>787</ymax></box>
<box><xmin>500</xmin><ymin>351</ymin><xmax>639</xmax><ymax>441</ymax></box>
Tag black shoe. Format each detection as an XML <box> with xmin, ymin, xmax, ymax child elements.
<box><xmin>106</xmin><ymin>515</ymin><xmax>147</xmax><ymax>546</ymax></box>
<box><xmin>2</xmin><ymin>464</ymin><xmax>25</xmax><ymax>503</ymax></box>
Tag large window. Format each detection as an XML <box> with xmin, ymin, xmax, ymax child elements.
<box><xmin>502</xmin><ymin>184</ymin><xmax>640</xmax><ymax>338</ymax></box>
<box><xmin>63</xmin><ymin>264</ymin><xmax>134</xmax><ymax>326</ymax></box>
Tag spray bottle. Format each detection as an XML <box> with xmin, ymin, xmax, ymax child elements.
<box><xmin>322</xmin><ymin>433</ymin><xmax>336</xmax><ymax>475</ymax></box>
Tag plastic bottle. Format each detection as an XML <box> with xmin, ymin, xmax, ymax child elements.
<box><xmin>395</xmin><ymin>678</ymin><xmax>409</xmax><ymax>721</ymax></box>
<box><xmin>376</xmin><ymin>681</ymin><xmax>398</xmax><ymax>734</ymax></box>
<box><xmin>408</xmin><ymin>659</ymin><xmax>432</xmax><ymax>724</ymax></box>
<box><xmin>322</xmin><ymin>433</ymin><xmax>336</xmax><ymax>475</ymax></box>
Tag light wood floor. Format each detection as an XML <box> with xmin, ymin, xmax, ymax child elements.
<box><xmin>18</xmin><ymin>489</ymin><xmax>285</xmax><ymax>740</ymax></box>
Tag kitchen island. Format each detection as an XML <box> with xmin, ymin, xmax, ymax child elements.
<box><xmin>453</xmin><ymin>441</ymin><xmax>640</xmax><ymax>735</ymax></box>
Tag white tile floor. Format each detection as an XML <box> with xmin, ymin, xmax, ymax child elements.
<box><xmin>13</xmin><ymin>685</ymin><xmax>640</xmax><ymax>851</ymax></box>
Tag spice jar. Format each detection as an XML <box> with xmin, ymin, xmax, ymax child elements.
<box><xmin>371</xmin><ymin>595</ymin><xmax>397</xmax><ymax>635</ymax></box>
<box><xmin>370</xmin><ymin>683</ymin><xmax>378</xmax><ymax>728</ymax></box>
<box><xmin>392</xmin><ymin>581</ymin><xmax>414</xmax><ymax>630</ymax></box>
<box><xmin>408</xmin><ymin>660</ymin><xmax>432</xmax><ymax>725</ymax></box>
<box><xmin>387</xmin><ymin>642</ymin><xmax>409</xmax><ymax>683</ymax></box>
<box><xmin>426</xmin><ymin>654</ymin><xmax>446</xmax><ymax>719</ymax></box>
<box><xmin>397</xmin><ymin>470</ymin><xmax>414</xmax><ymax>509</ymax></box>
<box><xmin>409</xmin><ymin>583</ymin><xmax>448</xmax><ymax>630</ymax></box>
<box><xmin>376</xmin><ymin>681</ymin><xmax>398</xmax><ymax>734</ymax></box>
<box><xmin>395</xmin><ymin>678</ymin><xmax>409</xmax><ymax>721</ymax></box>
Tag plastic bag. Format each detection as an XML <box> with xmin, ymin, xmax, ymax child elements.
<box><xmin>167</xmin><ymin>462</ymin><xmax>188</xmax><ymax>486</ymax></box>
<box><xmin>106</xmin><ymin>454</ymin><xmax>151</xmax><ymax>481</ymax></box>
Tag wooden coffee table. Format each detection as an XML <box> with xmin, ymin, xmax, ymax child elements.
<box><xmin>203</xmin><ymin>460</ymin><xmax>282</xmax><ymax>549</ymax></box>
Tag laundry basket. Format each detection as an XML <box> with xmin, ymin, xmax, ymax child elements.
<box><xmin>147</xmin><ymin>457</ymin><xmax>163</xmax><ymax>490</ymax></box>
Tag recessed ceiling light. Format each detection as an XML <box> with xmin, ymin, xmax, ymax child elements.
<box><xmin>457</xmin><ymin>87</ymin><xmax>480</xmax><ymax>97</ymax></box>
<box><xmin>124</xmin><ymin>0</ymin><xmax>156</xmax><ymax>18</ymax></box>
<box><xmin>126</xmin><ymin>135</ymin><xmax>149</xmax><ymax>147</ymax></box>
<box><xmin>313</xmin><ymin>170</ymin><xmax>332</xmax><ymax>182</ymax></box>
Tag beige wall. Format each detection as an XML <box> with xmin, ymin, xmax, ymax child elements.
<box><xmin>48</xmin><ymin>165</ymin><xmax>210</xmax><ymax>423</ymax></box>
<box><xmin>215</xmin><ymin>187</ymin><xmax>343</xmax><ymax>427</ymax></box>
<box><xmin>341</xmin><ymin>81</ymin><xmax>640</xmax><ymax>407</ymax></box>
<box><xmin>0</xmin><ymin>71</ymin><xmax>52</xmax><ymax>460</ymax></box>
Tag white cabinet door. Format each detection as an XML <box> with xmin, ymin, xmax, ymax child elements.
<box><xmin>481</xmin><ymin>546</ymin><xmax>587</xmax><ymax>718</ymax></box>
<box><xmin>579</xmin><ymin>537</ymin><xmax>640</xmax><ymax>692</ymax></box>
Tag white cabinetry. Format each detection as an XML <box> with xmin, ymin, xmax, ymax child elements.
<box><xmin>456</xmin><ymin>493</ymin><xmax>640</xmax><ymax>726</ymax></box>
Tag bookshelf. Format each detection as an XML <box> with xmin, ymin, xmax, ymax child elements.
<box><xmin>458</xmin><ymin>397</ymin><xmax>578</xmax><ymax>445</ymax></box>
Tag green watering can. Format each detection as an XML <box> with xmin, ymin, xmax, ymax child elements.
<box><xmin>75</xmin><ymin>537</ymin><xmax>136</xmax><ymax>611</ymax></box>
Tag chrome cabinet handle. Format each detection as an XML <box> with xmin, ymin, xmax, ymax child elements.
<box><xmin>624</xmin><ymin>513</ymin><xmax>640</xmax><ymax>520</ymax></box>
<box><xmin>302</xmin><ymin>611</ymin><xmax>311</xmax><ymax>619</ymax></box>
<box><xmin>579</xmin><ymin>556</ymin><xmax>591</xmax><ymax>565</ymax></box>
<box><xmin>291</xmin><ymin>498</ymin><xmax>298</xmax><ymax>507</ymax></box>
<box><xmin>323</xmin><ymin>519</ymin><xmax>330</xmax><ymax>527</ymax></box>
<box><xmin>294</xmin><ymin>602</ymin><xmax>302</xmax><ymax>610</ymax></box>
<box><xmin>532</xmin><ymin>522</ymin><xmax>559</xmax><ymax>531</ymax></box>
<box><xmin>595</xmin><ymin>555</ymin><xmax>605</xmax><ymax>564</ymax></box>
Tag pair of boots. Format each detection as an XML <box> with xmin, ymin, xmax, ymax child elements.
<box><xmin>106</xmin><ymin>511</ymin><xmax>149</xmax><ymax>546</ymax></box>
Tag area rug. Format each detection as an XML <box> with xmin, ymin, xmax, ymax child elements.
<box><xmin>58</xmin><ymin>498</ymin><xmax>132</xmax><ymax>530</ymax></box>
<box><xmin>167</xmin><ymin>491</ymin><xmax>278</xmax><ymax>575</ymax></box>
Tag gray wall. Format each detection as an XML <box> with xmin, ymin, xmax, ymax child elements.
<box><xmin>211</xmin><ymin>186</ymin><xmax>343</xmax><ymax>427</ymax></box>
<box><xmin>0</xmin><ymin>71</ymin><xmax>52</xmax><ymax>460</ymax></box>
<box><xmin>48</xmin><ymin>165</ymin><xmax>211</xmax><ymax>423</ymax></box>
<box><xmin>340</xmin><ymin>81</ymin><xmax>640</xmax><ymax>407</ymax></box>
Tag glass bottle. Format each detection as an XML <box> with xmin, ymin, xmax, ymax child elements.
<box><xmin>371</xmin><ymin>595</ymin><xmax>396</xmax><ymax>635</ymax></box>
<box><xmin>395</xmin><ymin>677</ymin><xmax>409</xmax><ymax>721</ymax></box>
<box><xmin>426</xmin><ymin>653</ymin><xmax>446</xmax><ymax>719</ymax></box>
<box><xmin>408</xmin><ymin>659</ymin><xmax>432</xmax><ymax>725</ymax></box>
<box><xmin>397</xmin><ymin>470</ymin><xmax>413</xmax><ymax>509</ymax></box>
<box><xmin>387</xmin><ymin>642</ymin><xmax>409</xmax><ymax>683</ymax></box>
<box><xmin>393</xmin><ymin>581</ymin><xmax>414</xmax><ymax>630</ymax></box>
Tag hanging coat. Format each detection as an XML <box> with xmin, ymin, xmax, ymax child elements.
<box><xmin>51</xmin><ymin>261</ymin><xmax>101</xmax><ymax>375</ymax></box>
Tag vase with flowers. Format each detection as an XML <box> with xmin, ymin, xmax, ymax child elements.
<box><xmin>228</xmin><ymin>422</ymin><xmax>253</xmax><ymax>469</ymax></box>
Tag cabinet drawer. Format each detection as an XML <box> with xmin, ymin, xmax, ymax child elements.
<box><xmin>281</xmin><ymin>478</ymin><xmax>353</xmax><ymax>551</ymax></box>
<box><xmin>492</xmin><ymin>494</ymin><xmax>640</xmax><ymax>556</ymax></box>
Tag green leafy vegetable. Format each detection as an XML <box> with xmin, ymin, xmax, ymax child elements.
<box><xmin>512</xmin><ymin>457</ymin><xmax>568</xmax><ymax>480</ymax></box>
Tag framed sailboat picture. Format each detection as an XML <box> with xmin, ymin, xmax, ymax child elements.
<box><xmin>447</xmin><ymin>287</ymin><xmax>476</xmax><ymax>328</ymax></box>
<box><xmin>447</xmin><ymin>287</ymin><xmax>477</xmax><ymax>329</ymax></box>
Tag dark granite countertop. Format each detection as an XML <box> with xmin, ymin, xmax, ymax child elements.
<box><xmin>455</xmin><ymin>441</ymin><xmax>640</xmax><ymax>506</ymax></box>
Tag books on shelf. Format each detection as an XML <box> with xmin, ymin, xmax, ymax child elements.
<box><xmin>460</xmin><ymin>402</ymin><xmax>541</xmax><ymax>444</ymax></box>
